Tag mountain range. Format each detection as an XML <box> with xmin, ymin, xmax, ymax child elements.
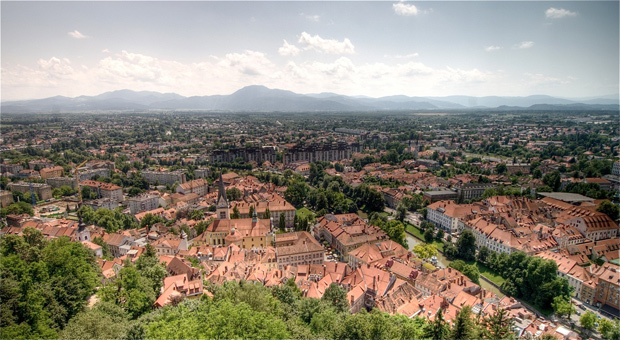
<box><xmin>2</xmin><ymin>85</ymin><xmax>618</xmax><ymax>113</ymax></box>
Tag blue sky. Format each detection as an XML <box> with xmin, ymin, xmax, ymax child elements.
<box><xmin>1</xmin><ymin>1</ymin><xmax>618</xmax><ymax>100</ymax></box>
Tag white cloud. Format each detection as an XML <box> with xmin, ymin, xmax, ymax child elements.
<box><xmin>68</xmin><ymin>30</ymin><xmax>88</xmax><ymax>39</ymax></box>
<box><xmin>393</xmin><ymin>53</ymin><xmax>419</xmax><ymax>59</ymax></box>
<box><xmin>393</xmin><ymin>2</ymin><xmax>419</xmax><ymax>16</ymax></box>
<box><xmin>2</xmin><ymin>50</ymin><xmax>498</xmax><ymax>100</ymax></box>
<box><xmin>546</xmin><ymin>8</ymin><xmax>577</xmax><ymax>19</ymax></box>
<box><xmin>298</xmin><ymin>32</ymin><xmax>355</xmax><ymax>54</ymax></box>
<box><xmin>278</xmin><ymin>40</ymin><xmax>300</xmax><ymax>56</ymax></box>
<box><xmin>485</xmin><ymin>45</ymin><xmax>501</xmax><ymax>52</ymax></box>
<box><xmin>302</xmin><ymin>13</ymin><xmax>320</xmax><ymax>22</ymax></box>
<box><xmin>101</xmin><ymin>49</ymin><xmax>110</xmax><ymax>53</ymax></box>
<box><xmin>516</xmin><ymin>41</ymin><xmax>534</xmax><ymax>49</ymax></box>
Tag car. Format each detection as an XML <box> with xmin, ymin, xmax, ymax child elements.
<box><xmin>575</xmin><ymin>311</ymin><xmax>581</xmax><ymax>316</ymax></box>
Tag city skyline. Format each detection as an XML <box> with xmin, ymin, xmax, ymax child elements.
<box><xmin>2</xmin><ymin>1</ymin><xmax>618</xmax><ymax>101</ymax></box>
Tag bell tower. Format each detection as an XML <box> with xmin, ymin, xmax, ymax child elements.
<box><xmin>216</xmin><ymin>173</ymin><xmax>230</xmax><ymax>220</ymax></box>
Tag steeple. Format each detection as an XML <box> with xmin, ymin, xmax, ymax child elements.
<box><xmin>216</xmin><ymin>172</ymin><xmax>230</xmax><ymax>220</ymax></box>
<box><xmin>252</xmin><ymin>207</ymin><xmax>258</xmax><ymax>223</ymax></box>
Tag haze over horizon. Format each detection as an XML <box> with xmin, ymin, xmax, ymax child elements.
<box><xmin>2</xmin><ymin>1</ymin><xmax>618</xmax><ymax>101</ymax></box>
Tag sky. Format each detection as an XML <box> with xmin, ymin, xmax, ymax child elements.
<box><xmin>1</xmin><ymin>1</ymin><xmax>618</xmax><ymax>101</ymax></box>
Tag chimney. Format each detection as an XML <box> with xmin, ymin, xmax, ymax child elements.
<box><xmin>373</xmin><ymin>276</ymin><xmax>376</xmax><ymax>290</ymax></box>
<box><xmin>350</xmin><ymin>295</ymin><xmax>354</xmax><ymax>306</ymax></box>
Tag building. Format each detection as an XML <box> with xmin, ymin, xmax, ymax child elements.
<box><xmin>595</xmin><ymin>265</ymin><xmax>620</xmax><ymax>317</ymax></box>
<box><xmin>46</xmin><ymin>176</ymin><xmax>77</xmax><ymax>189</ymax></box>
<box><xmin>427</xmin><ymin>200</ymin><xmax>482</xmax><ymax>234</ymax></box>
<box><xmin>176</xmin><ymin>178</ymin><xmax>209</xmax><ymax>196</ymax></box>
<box><xmin>230</xmin><ymin>199</ymin><xmax>296</xmax><ymax>228</ymax></box>
<box><xmin>204</xmin><ymin>174</ymin><xmax>272</xmax><ymax>248</ymax></box>
<box><xmin>584</xmin><ymin>178</ymin><xmax>613</xmax><ymax>191</ymax></box>
<box><xmin>209</xmin><ymin>146</ymin><xmax>277</xmax><ymax>164</ymax></box>
<box><xmin>78</xmin><ymin>168</ymin><xmax>111</xmax><ymax>181</ymax></box>
<box><xmin>8</xmin><ymin>182</ymin><xmax>52</xmax><ymax>201</ymax></box>
<box><xmin>0</xmin><ymin>190</ymin><xmax>14</xmax><ymax>208</ymax></box>
<box><xmin>128</xmin><ymin>194</ymin><xmax>160</xmax><ymax>214</ymax></box>
<box><xmin>28</xmin><ymin>159</ymin><xmax>54</xmax><ymax>170</ymax></box>
<box><xmin>423</xmin><ymin>190</ymin><xmax>458</xmax><ymax>203</ymax></box>
<box><xmin>0</xmin><ymin>163</ymin><xmax>24</xmax><ymax>175</ymax></box>
<box><xmin>39</xmin><ymin>166</ymin><xmax>63</xmax><ymax>179</ymax></box>
<box><xmin>84</xmin><ymin>198</ymin><xmax>118</xmax><ymax>211</ymax></box>
<box><xmin>80</xmin><ymin>180</ymin><xmax>123</xmax><ymax>203</ymax></box>
<box><xmin>283</xmin><ymin>142</ymin><xmax>360</xmax><ymax>164</ymax></box>
<box><xmin>142</xmin><ymin>169</ymin><xmax>187</xmax><ymax>186</ymax></box>
<box><xmin>275</xmin><ymin>231</ymin><xmax>325</xmax><ymax>269</ymax></box>
<box><xmin>455</xmin><ymin>183</ymin><xmax>495</xmax><ymax>201</ymax></box>
<box><xmin>613</xmin><ymin>162</ymin><xmax>620</xmax><ymax>177</ymax></box>
<box><xmin>194</xmin><ymin>168</ymin><xmax>211</xmax><ymax>179</ymax></box>
<box><xmin>316</xmin><ymin>214</ymin><xmax>389</xmax><ymax>256</ymax></box>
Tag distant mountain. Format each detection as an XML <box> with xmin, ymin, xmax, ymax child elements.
<box><xmin>1</xmin><ymin>85</ymin><xmax>618</xmax><ymax>113</ymax></box>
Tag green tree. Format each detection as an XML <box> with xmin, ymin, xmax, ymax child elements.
<box><xmin>382</xmin><ymin>220</ymin><xmax>408</xmax><ymax>248</ymax></box>
<box><xmin>456</xmin><ymin>230</ymin><xmax>476</xmax><ymax>261</ymax></box>
<box><xmin>452</xmin><ymin>305</ymin><xmax>475</xmax><ymax>340</ymax></box>
<box><xmin>1</xmin><ymin>201</ymin><xmax>34</xmax><ymax>217</ymax></box>
<box><xmin>477</xmin><ymin>246</ymin><xmax>490</xmax><ymax>263</ymax></box>
<box><xmin>395</xmin><ymin>202</ymin><xmax>408</xmax><ymax>222</ymax></box>
<box><xmin>580</xmin><ymin>311</ymin><xmax>597</xmax><ymax>333</ymax></box>
<box><xmin>263</xmin><ymin>207</ymin><xmax>271</xmax><ymax>220</ymax></box>
<box><xmin>321</xmin><ymin>283</ymin><xmax>349</xmax><ymax>313</ymax></box>
<box><xmin>61</xmin><ymin>302</ymin><xmax>130</xmax><ymax>340</ymax></box>
<box><xmin>596</xmin><ymin>201</ymin><xmax>619</xmax><ymax>221</ymax></box>
<box><xmin>413</xmin><ymin>243</ymin><xmax>437</xmax><ymax>260</ymax></box>
<box><xmin>552</xmin><ymin>296</ymin><xmax>575</xmax><ymax>319</ymax></box>
<box><xmin>424</xmin><ymin>308</ymin><xmax>450</xmax><ymax>340</ymax></box>
<box><xmin>188</xmin><ymin>209</ymin><xmax>204</xmax><ymax>221</ymax></box>
<box><xmin>231</xmin><ymin>206</ymin><xmax>241</xmax><ymax>219</ymax></box>
<box><xmin>226</xmin><ymin>187</ymin><xmax>242</xmax><ymax>201</ymax></box>
<box><xmin>99</xmin><ymin>266</ymin><xmax>156</xmax><ymax>319</ymax></box>
<box><xmin>496</xmin><ymin>163</ymin><xmax>507</xmax><ymax>175</ymax></box>
<box><xmin>278</xmin><ymin>213</ymin><xmax>286</xmax><ymax>229</ymax></box>
<box><xmin>481</xmin><ymin>308</ymin><xmax>513</xmax><ymax>340</ymax></box>
<box><xmin>424</xmin><ymin>227</ymin><xmax>435</xmax><ymax>243</ymax></box>
<box><xmin>597</xmin><ymin>318</ymin><xmax>615</xmax><ymax>340</ymax></box>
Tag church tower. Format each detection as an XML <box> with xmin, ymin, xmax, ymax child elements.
<box><xmin>216</xmin><ymin>173</ymin><xmax>230</xmax><ymax>220</ymax></box>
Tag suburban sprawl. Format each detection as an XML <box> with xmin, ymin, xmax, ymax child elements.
<box><xmin>1</xmin><ymin>109</ymin><xmax>619</xmax><ymax>340</ymax></box>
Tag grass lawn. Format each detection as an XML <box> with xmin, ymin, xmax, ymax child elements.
<box><xmin>357</xmin><ymin>210</ymin><xmax>368</xmax><ymax>219</ymax></box>
<box><xmin>296</xmin><ymin>207</ymin><xmax>316</xmax><ymax>223</ymax></box>
<box><xmin>405</xmin><ymin>223</ymin><xmax>445</xmax><ymax>252</ymax></box>
<box><xmin>472</xmin><ymin>261</ymin><xmax>506</xmax><ymax>286</ymax></box>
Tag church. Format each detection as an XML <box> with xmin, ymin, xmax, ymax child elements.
<box><xmin>204</xmin><ymin>174</ymin><xmax>273</xmax><ymax>249</ymax></box>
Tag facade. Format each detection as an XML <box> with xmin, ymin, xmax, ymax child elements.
<box><xmin>427</xmin><ymin>200</ymin><xmax>481</xmax><ymax>234</ymax></box>
<box><xmin>176</xmin><ymin>178</ymin><xmax>209</xmax><ymax>196</ymax></box>
<box><xmin>275</xmin><ymin>231</ymin><xmax>325</xmax><ymax>269</ymax></box>
<box><xmin>0</xmin><ymin>163</ymin><xmax>24</xmax><ymax>175</ymax></box>
<box><xmin>283</xmin><ymin>142</ymin><xmax>360</xmax><ymax>164</ymax></box>
<box><xmin>78</xmin><ymin>168</ymin><xmax>111</xmax><ymax>181</ymax></box>
<box><xmin>8</xmin><ymin>182</ymin><xmax>53</xmax><ymax>201</ymax></box>
<box><xmin>80</xmin><ymin>180</ymin><xmax>123</xmax><ymax>203</ymax></box>
<box><xmin>209</xmin><ymin>146</ymin><xmax>277</xmax><ymax>164</ymax></box>
<box><xmin>423</xmin><ymin>190</ymin><xmax>458</xmax><ymax>203</ymax></box>
<box><xmin>0</xmin><ymin>190</ymin><xmax>14</xmax><ymax>208</ymax></box>
<box><xmin>28</xmin><ymin>159</ymin><xmax>54</xmax><ymax>170</ymax></box>
<box><xmin>142</xmin><ymin>169</ymin><xmax>187</xmax><ymax>186</ymax></box>
<box><xmin>128</xmin><ymin>194</ymin><xmax>160</xmax><ymax>214</ymax></box>
<box><xmin>230</xmin><ymin>199</ymin><xmax>296</xmax><ymax>228</ymax></box>
<box><xmin>456</xmin><ymin>183</ymin><xmax>495</xmax><ymax>201</ymax></box>
<box><xmin>39</xmin><ymin>166</ymin><xmax>64</xmax><ymax>179</ymax></box>
<box><xmin>46</xmin><ymin>176</ymin><xmax>77</xmax><ymax>189</ymax></box>
<box><xmin>194</xmin><ymin>168</ymin><xmax>211</xmax><ymax>179</ymax></box>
